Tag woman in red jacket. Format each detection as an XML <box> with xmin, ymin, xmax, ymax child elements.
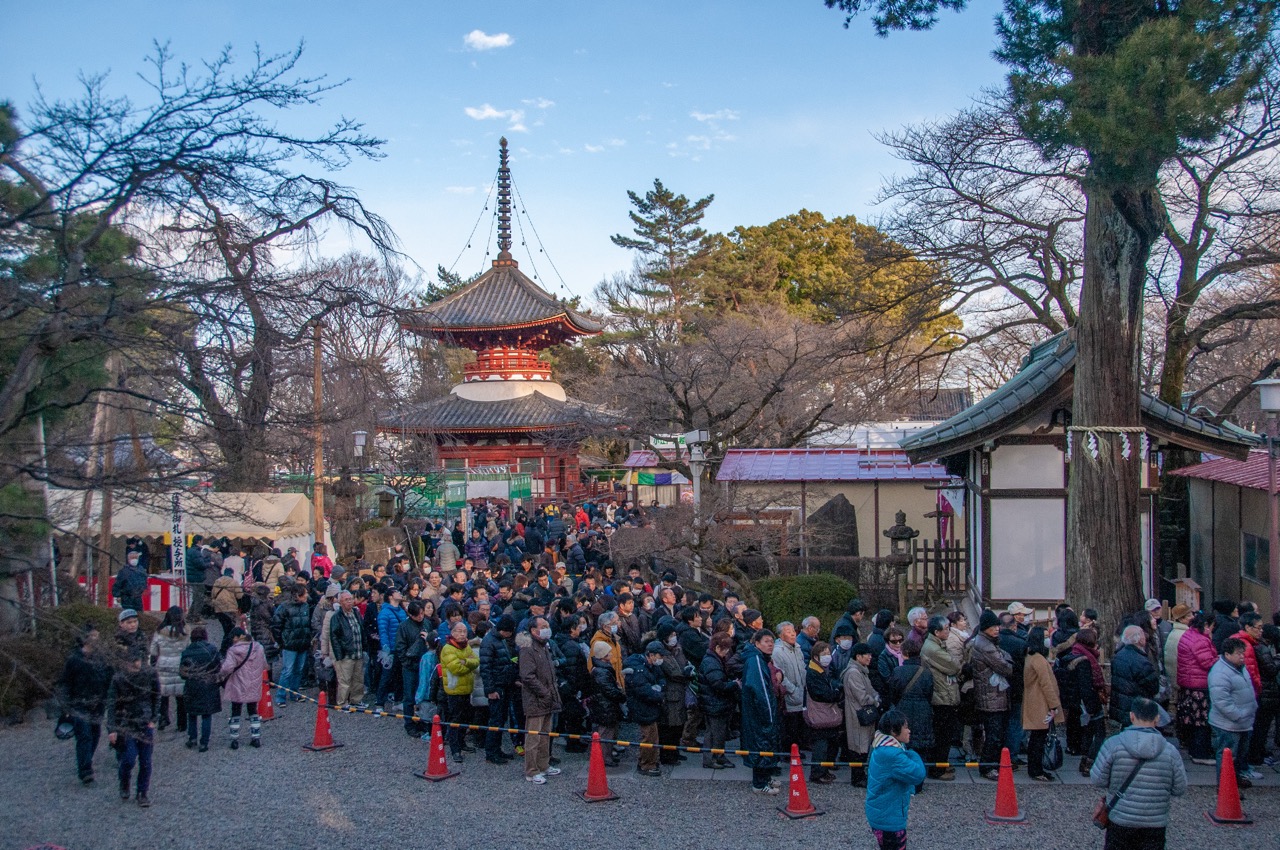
<box><xmin>1176</xmin><ymin>613</ymin><xmax>1218</xmax><ymax>764</ymax></box>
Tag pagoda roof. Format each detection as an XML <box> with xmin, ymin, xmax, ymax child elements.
<box><xmin>378</xmin><ymin>390</ymin><xmax>616</xmax><ymax>435</ymax></box>
<box><xmin>403</xmin><ymin>259</ymin><xmax>604</xmax><ymax>340</ymax></box>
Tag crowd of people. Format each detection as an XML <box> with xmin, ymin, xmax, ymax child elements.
<box><xmin>56</xmin><ymin>499</ymin><xmax>1278</xmax><ymax>850</ymax></box>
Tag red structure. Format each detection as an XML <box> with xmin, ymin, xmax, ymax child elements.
<box><xmin>384</xmin><ymin>138</ymin><xmax>608</xmax><ymax>503</ymax></box>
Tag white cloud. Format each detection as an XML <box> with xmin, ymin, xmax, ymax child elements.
<box><xmin>607</xmin><ymin>138</ymin><xmax>626</xmax><ymax>147</ymax></box>
<box><xmin>444</xmin><ymin>186</ymin><xmax>477</xmax><ymax>195</ymax></box>
<box><xmin>522</xmin><ymin>97</ymin><xmax>555</xmax><ymax>109</ymax></box>
<box><xmin>584</xmin><ymin>144</ymin><xmax>604</xmax><ymax>153</ymax></box>
<box><xmin>464</xmin><ymin>30</ymin><xmax>513</xmax><ymax>51</ymax></box>
<box><xmin>463</xmin><ymin>103</ymin><xmax>528</xmax><ymax>132</ymax></box>
<box><xmin>686</xmin><ymin>135</ymin><xmax>712</xmax><ymax>150</ymax></box>
<box><xmin>691</xmin><ymin>109</ymin><xmax>740</xmax><ymax>123</ymax></box>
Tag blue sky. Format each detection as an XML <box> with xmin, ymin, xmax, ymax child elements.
<box><xmin>3</xmin><ymin>0</ymin><xmax>1008</xmax><ymax>303</ymax></box>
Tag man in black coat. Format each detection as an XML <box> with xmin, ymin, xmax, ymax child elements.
<box><xmin>997</xmin><ymin>613</ymin><xmax>1029</xmax><ymax>762</ymax></box>
<box><xmin>479</xmin><ymin>615</ymin><xmax>519</xmax><ymax>764</ymax></box>
<box><xmin>1111</xmin><ymin>625</ymin><xmax>1160</xmax><ymax>726</ymax></box>
<box><xmin>106</xmin><ymin>651</ymin><xmax>160</xmax><ymax>806</ymax></box>
<box><xmin>58</xmin><ymin>626</ymin><xmax>113</xmax><ymax>784</ymax></box>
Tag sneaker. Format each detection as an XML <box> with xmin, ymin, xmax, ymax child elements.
<box><xmin>198</xmin><ymin>744</ymin><xmax>208</xmax><ymax>753</ymax></box>
<box><xmin>1237</xmin><ymin>777</ymin><xmax>1253</xmax><ymax>789</ymax></box>
<box><xmin>515</xmin><ymin>745</ymin><xmax>526</xmax><ymax>756</ymax></box>
<box><xmin>752</xmin><ymin>783</ymin><xmax>780</xmax><ymax>795</ymax></box>
<box><xmin>767</xmin><ymin>778</ymin><xmax>781</xmax><ymax>790</ymax></box>
<box><xmin>1191</xmin><ymin>757</ymin><xmax>1216</xmax><ymax>766</ymax></box>
<box><xmin>485</xmin><ymin>755</ymin><xmax>510</xmax><ymax>765</ymax></box>
<box><xmin>545</xmin><ymin>766</ymin><xmax>562</xmax><ymax>776</ymax></box>
<box><xmin>981</xmin><ymin>769</ymin><xmax>1000</xmax><ymax>782</ymax></box>
<box><xmin>1263</xmin><ymin>755</ymin><xmax>1277</xmax><ymax>767</ymax></box>
<box><xmin>249</xmin><ymin>738</ymin><xmax>261</xmax><ymax>749</ymax></box>
<box><xmin>136</xmin><ymin>794</ymin><xmax>151</xmax><ymax>808</ymax></box>
<box><xmin>525</xmin><ymin>773</ymin><xmax>547</xmax><ymax>784</ymax></box>
<box><xmin>1244</xmin><ymin>768</ymin><xmax>1264</xmax><ymax>780</ymax></box>
<box><xmin>637</xmin><ymin>767</ymin><xmax>662</xmax><ymax>777</ymax></box>
<box><xmin>185</xmin><ymin>739</ymin><xmax>196</xmax><ymax>750</ymax></box>
<box><xmin>462</xmin><ymin>744</ymin><xmax>477</xmax><ymax>753</ymax></box>
<box><xmin>230</xmin><ymin>739</ymin><xmax>239</xmax><ymax>750</ymax></box>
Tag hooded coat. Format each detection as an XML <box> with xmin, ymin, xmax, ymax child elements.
<box><xmin>179</xmin><ymin>640</ymin><xmax>222</xmax><ymax>715</ymax></box>
<box><xmin>739</xmin><ymin>643</ymin><xmax>781</xmax><ymax>769</ymax></box>
<box><xmin>219</xmin><ymin>640</ymin><xmax>267</xmax><ymax>704</ymax></box>
<box><xmin>149</xmin><ymin>627</ymin><xmax>191</xmax><ymax>697</ymax></box>
<box><xmin>865</xmin><ymin>731</ymin><xmax>926</xmax><ymax>832</ymax></box>
<box><xmin>623</xmin><ymin>652</ymin><xmax>665</xmax><ymax>725</ymax></box>
<box><xmin>1090</xmin><ymin>726</ymin><xmax>1187</xmax><ymax>828</ymax></box>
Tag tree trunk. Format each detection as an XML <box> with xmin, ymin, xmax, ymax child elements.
<box><xmin>1066</xmin><ymin>184</ymin><xmax>1162</xmax><ymax>633</ymax></box>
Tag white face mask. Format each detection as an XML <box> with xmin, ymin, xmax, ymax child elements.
<box><xmin>537</xmin><ymin>627</ymin><xmax>552</xmax><ymax>641</ymax></box>
<box><xmin>819</xmin><ymin>654</ymin><xmax>833</xmax><ymax>667</ymax></box>
<box><xmin>644</xmin><ymin>601</ymin><xmax>655</xmax><ymax>611</ymax></box>
<box><xmin>666</xmin><ymin>635</ymin><xmax>678</xmax><ymax>647</ymax></box>
<box><xmin>609</xmin><ymin>624</ymin><xmax>619</xmax><ymax>634</ymax></box>
<box><xmin>837</xmin><ymin>639</ymin><xmax>853</xmax><ymax>651</ymax></box>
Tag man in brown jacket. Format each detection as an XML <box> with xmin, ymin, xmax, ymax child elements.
<box><xmin>519</xmin><ymin>617</ymin><xmax>562</xmax><ymax>784</ymax></box>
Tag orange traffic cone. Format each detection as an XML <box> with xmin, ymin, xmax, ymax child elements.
<box><xmin>1205</xmin><ymin>748</ymin><xmax>1253</xmax><ymax>825</ymax></box>
<box><xmin>302</xmin><ymin>692</ymin><xmax>342</xmax><ymax>751</ymax></box>
<box><xmin>577</xmin><ymin>732</ymin><xmax>620</xmax><ymax>802</ymax></box>
<box><xmin>778</xmin><ymin>743</ymin><xmax>823</xmax><ymax>819</ymax></box>
<box><xmin>258</xmin><ymin>671</ymin><xmax>275</xmax><ymax>722</ymax></box>
<box><xmin>984</xmin><ymin>747</ymin><xmax>1026</xmax><ymax>824</ymax></box>
<box><xmin>415</xmin><ymin>714</ymin><xmax>459</xmax><ymax>782</ymax></box>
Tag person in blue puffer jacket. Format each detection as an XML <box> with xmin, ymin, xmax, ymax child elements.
<box><xmin>376</xmin><ymin>592</ymin><xmax>408</xmax><ymax>708</ymax></box>
<box><xmin>865</xmin><ymin>709</ymin><xmax>926</xmax><ymax>850</ymax></box>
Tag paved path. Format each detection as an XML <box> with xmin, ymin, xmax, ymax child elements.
<box><xmin>4</xmin><ymin>698</ymin><xmax>1275</xmax><ymax>850</ymax></box>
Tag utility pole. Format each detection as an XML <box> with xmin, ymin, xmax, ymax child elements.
<box><xmin>313</xmin><ymin>323</ymin><xmax>325</xmax><ymax>546</ymax></box>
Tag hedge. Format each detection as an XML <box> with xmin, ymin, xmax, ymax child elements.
<box><xmin>752</xmin><ymin>573</ymin><xmax>858</xmax><ymax>636</ymax></box>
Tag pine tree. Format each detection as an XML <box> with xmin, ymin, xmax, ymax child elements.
<box><xmin>610</xmin><ymin>179</ymin><xmax>714</xmax><ymax>323</ymax></box>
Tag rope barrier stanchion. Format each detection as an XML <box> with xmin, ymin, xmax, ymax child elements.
<box><xmin>302</xmin><ymin>692</ymin><xmax>341</xmax><ymax>752</ymax></box>
<box><xmin>577</xmin><ymin>732</ymin><xmax>619</xmax><ymax>803</ymax></box>
<box><xmin>778</xmin><ymin>743</ymin><xmax>822</xmax><ymax>820</ymax></box>
<box><xmin>416</xmin><ymin>715</ymin><xmax>459</xmax><ymax>782</ymax></box>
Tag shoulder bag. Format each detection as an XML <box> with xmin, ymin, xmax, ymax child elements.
<box><xmin>1091</xmin><ymin>757</ymin><xmax>1147</xmax><ymax>830</ymax></box>
<box><xmin>804</xmin><ymin>692</ymin><xmax>843</xmax><ymax>729</ymax></box>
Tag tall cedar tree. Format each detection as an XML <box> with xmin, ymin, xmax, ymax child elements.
<box><xmin>825</xmin><ymin>0</ymin><xmax>1274</xmax><ymax>630</ymax></box>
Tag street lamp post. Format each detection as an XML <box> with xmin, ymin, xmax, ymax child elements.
<box><xmin>1256</xmin><ymin>379</ymin><xmax>1280</xmax><ymax>618</ymax></box>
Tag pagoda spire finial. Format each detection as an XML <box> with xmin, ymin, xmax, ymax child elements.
<box><xmin>495</xmin><ymin>137</ymin><xmax>514</xmax><ymax>265</ymax></box>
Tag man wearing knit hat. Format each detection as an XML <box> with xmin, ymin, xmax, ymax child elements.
<box><xmin>971</xmin><ymin>609</ymin><xmax>1014</xmax><ymax>780</ymax></box>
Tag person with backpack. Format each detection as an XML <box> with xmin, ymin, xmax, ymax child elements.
<box><xmin>1090</xmin><ymin>696</ymin><xmax>1186</xmax><ymax>850</ymax></box>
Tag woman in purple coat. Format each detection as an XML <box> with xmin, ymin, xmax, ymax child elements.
<box><xmin>220</xmin><ymin>628</ymin><xmax>267</xmax><ymax>749</ymax></box>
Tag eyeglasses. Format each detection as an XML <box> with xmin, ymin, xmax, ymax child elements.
<box><xmin>889</xmin><ymin>639</ymin><xmax>904</xmax><ymax>645</ymax></box>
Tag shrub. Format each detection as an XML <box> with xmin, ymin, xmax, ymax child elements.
<box><xmin>0</xmin><ymin>602</ymin><xmax>160</xmax><ymax>721</ymax></box>
<box><xmin>752</xmin><ymin>573</ymin><xmax>858</xmax><ymax>635</ymax></box>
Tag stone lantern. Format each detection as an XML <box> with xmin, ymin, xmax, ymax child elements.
<box><xmin>883</xmin><ymin>509</ymin><xmax>919</xmax><ymax>568</ymax></box>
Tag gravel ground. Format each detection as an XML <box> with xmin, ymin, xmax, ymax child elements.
<box><xmin>3</xmin><ymin>698</ymin><xmax>1275</xmax><ymax>850</ymax></box>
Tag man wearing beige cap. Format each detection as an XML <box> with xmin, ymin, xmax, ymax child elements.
<box><xmin>1006</xmin><ymin>602</ymin><xmax>1033</xmax><ymax>638</ymax></box>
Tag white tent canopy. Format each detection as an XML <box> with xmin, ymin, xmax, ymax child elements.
<box><xmin>47</xmin><ymin>490</ymin><xmax>313</xmax><ymax>540</ymax></box>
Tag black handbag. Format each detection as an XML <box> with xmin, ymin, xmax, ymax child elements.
<box><xmin>855</xmin><ymin>705</ymin><xmax>881</xmax><ymax>726</ymax></box>
<box><xmin>1042</xmin><ymin>720</ymin><xmax>1064</xmax><ymax>772</ymax></box>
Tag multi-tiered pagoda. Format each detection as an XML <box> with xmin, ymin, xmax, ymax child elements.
<box><xmin>384</xmin><ymin>138</ymin><xmax>607</xmax><ymax>502</ymax></box>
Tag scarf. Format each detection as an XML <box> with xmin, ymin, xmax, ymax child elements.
<box><xmin>447</xmin><ymin>636</ymin><xmax>468</xmax><ymax>650</ymax></box>
<box><xmin>1071</xmin><ymin>642</ymin><xmax>1105</xmax><ymax>691</ymax></box>
<box><xmin>872</xmin><ymin>730</ymin><xmax>902</xmax><ymax>750</ymax></box>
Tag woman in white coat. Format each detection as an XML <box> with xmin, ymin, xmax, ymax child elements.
<box><xmin>149</xmin><ymin>606</ymin><xmax>191</xmax><ymax>732</ymax></box>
